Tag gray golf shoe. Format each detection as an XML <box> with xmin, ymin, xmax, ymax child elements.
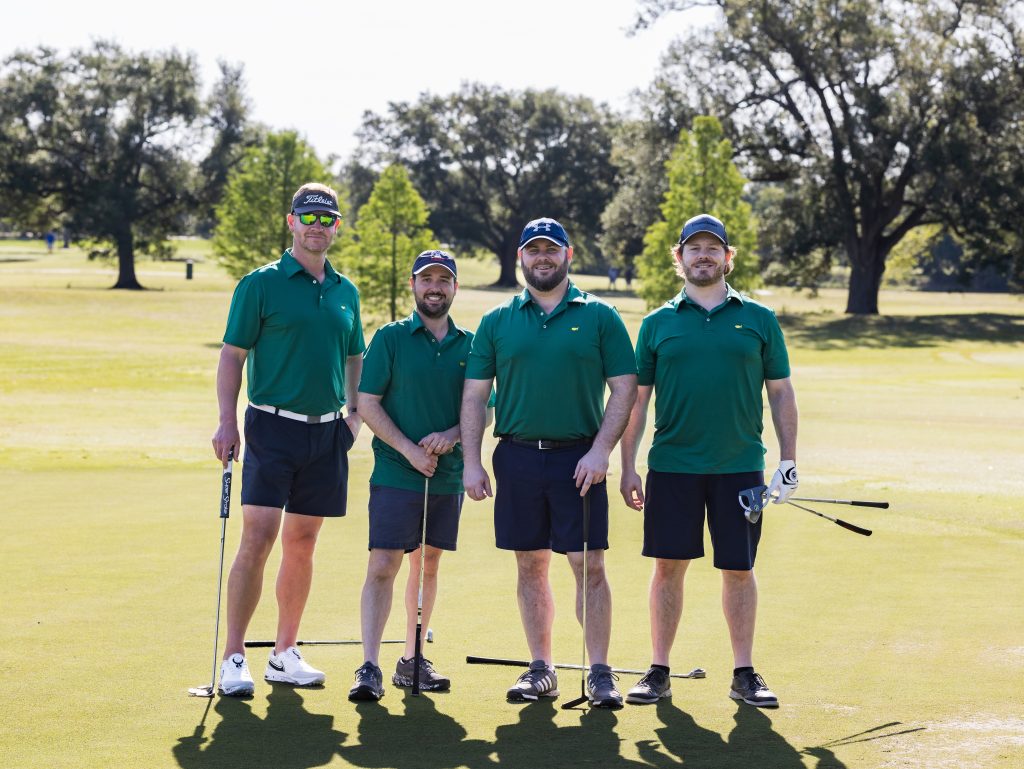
<box><xmin>729</xmin><ymin>669</ymin><xmax>779</xmax><ymax>707</ymax></box>
<box><xmin>348</xmin><ymin>661</ymin><xmax>385</xmax><ymax>702</ymax></box>
<box><xmin>392</xmin><ymin>656</ymin><xmax>451</xmax><ymax>691</ymax></box>
<box><xmin>506</xmin><ymin>660</ymin><xmax>559</xmax><ymax>702</ymax></box>
<box><xmin>626</xmin><ymin>667</ymin><xmax>672</xmax><ymax>704</ymax></box>
<box><xmin>587</xmin><ymin>664</ymin><xmax>624</xmax><ymax>709</ymax></box>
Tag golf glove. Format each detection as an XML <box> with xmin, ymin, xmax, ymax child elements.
<box><xmin>768</xmin><ymin>460</ymin><xmax>798</xmax><ymax>503</ymax></box>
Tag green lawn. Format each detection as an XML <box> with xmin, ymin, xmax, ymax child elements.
<box><xmin>1</xmin><ymin>247</ymin><xmax>1022</xmax><ymax>769</ymax></box>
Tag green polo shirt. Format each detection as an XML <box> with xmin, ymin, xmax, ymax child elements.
<box><xmin>359</xmin><ymin>313</ymin><xmax>474</xmax><ymax>494</ymax></box>
<box><xmin>223</xmin><ymin>250</ymin><xmax>365</xmax><ymax>415</ymax></box>
<box><xmin>636</xmin><ymin>285</ymin><xmax>790</xmax><ymax>474</ymax></box>
<box><xmin>466</xmin><ymin>281</ymin><xmax>637</xmax><ymax>440</ymax></box>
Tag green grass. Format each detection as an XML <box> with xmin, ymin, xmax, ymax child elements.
<box><xmin>1</xmin><ymin>247</ymin><xmax>1023</xmax><ymax>769</ymax></box>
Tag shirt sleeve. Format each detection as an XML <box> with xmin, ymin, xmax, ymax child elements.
<box><xmin>357</xmin><ymin>327</ymin><xmax>393</xmax><ymax>395</ymax></box>
<box><xmin>635</xmin><ymin>316</ymin><xmax>656</xmax><ymax>386</ymax></box>
<box><xmin>762</xmin><ymin>310</ymin><xmax>791</xmax><ymax>380</ymax></box>
<box><xmin>465</xmin><ymin>312</ymin><xmax>496</xmax><ymax>380</ymax></box>
<box><xmin>347</xmin><ymin>282</ymin><xmax>367</xmax><ymax>356</ymax></box>
<box><xmin>222</xmin><ymin>273</ymin><xmax>262</xmax><ymax>349</ymax></box>
<box><xmin>599</xmin><ymin>305</ymin><xmax>638</xmax><ymax>378</ymax></box>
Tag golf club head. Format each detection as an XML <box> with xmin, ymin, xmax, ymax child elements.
<box><xmin>187</xmin><ymin>685</ymin><xmax>215</xmax><ymax>698</ymax></box>
<box><xmin>561</xmin><ymin>695</ymin><xmax>589</xmax><ymax>710</ymax></box>
<box><xmin>738</xmin><ymin>485</ymin><xmax>769</xmax><ymax>524</ymax></box>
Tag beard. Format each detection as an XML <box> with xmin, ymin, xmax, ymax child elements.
<box><xmin>521</xmin><ymin>257</ymin><xmax>569</xmax><ymax>292</ymax></box>
<box><xmin>415</xmin><ymin>292</ymin><xmax>452</xmax><ymax>319</ymax></box>
<box><xmin>683</xmin><ymin>260</ymin><xmax>726</xmax><ymax>287</ymax></box>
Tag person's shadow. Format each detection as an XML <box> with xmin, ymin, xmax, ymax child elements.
<box><xmin>173</xmin><ymin>685</ymin><xmax>347</xmax><ymax>769</ymax></box>
<box><xmin>492</xmin><ymin>700</ymin><xmax>648</xmax><ymax>769</ymax></box>
<box><xmin>339</xmin><ymin>688</ymin><xmax>497</xmax><ymax>769</ymax></box>
<box><xmin>636</xmin><ymin>700</ymin><xmax>826</xmax><ymax>769</ymax></box>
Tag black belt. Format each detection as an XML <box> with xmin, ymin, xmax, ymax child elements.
<box><xmin>500</xmin><ymin>436</ymin><xmax>593</xmax><ymax>450</ymax></box>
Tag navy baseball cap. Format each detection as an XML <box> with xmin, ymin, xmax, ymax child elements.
<box><xmin>411</xmin><ymin>250</ymin><xmax>457</xmax><ymax>278</ymax></box>
<box><xmin>679</xmin><ymin>214</ymin><xmax>729</xmax><ymax>246</ymax></box>
<box><xmin>292</xmin><ymin>190</ymin><xmax>342</xmax><ymax>217</ymax></box>
<box><xmin>519</xmin><ymin>217</ymin><xmax>571</xmax><ymax>249</ymax></box>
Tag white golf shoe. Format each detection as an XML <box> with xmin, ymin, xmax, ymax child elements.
<box><xmin>219</xmin><ymin>653</ymin><xmax>255</xmax><ymax>696</ymax></box>
<box><xmin>265</xmin><ymin>646</ymin><xmax>326</xmax><ymax>686</ymax></box>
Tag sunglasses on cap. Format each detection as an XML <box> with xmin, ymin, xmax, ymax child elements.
<box><xmin>295</xmin><ymin>213</ymin><xmax>340</xmax><ymax>227</ymax></box>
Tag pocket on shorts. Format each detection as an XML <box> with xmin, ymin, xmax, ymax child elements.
<box><xmin>340</xmin><ymin>419</ymin><xmax>355</xmax><ymax>451</ymax></box>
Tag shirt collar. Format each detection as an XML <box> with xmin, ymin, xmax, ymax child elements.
<box><xmin>409</xmin><ymin>312</ymin><xmax>465</xmax><ymax>338</ymax></box>
<box><xmin>675</xmin><ymin>282</ymin><xmax>744</xmax><ymax>311</ymax></box>
<box><xmin>280</xmin><ymin>249</ymin><xmax>341</xmax><ymax>283</ymax></box>
<box><xmin>517</xmin><ymin>280</ymin><xmax>587</xmax><ymax>309</ymax></box>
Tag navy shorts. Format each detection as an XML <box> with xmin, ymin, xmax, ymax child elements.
<box><xmin>643</xmin><ymin>470</ymin><xmax>764</xmax><ymax>570</ymax></box>
<box><xmin>367</xmin><ymin>484</ymin><xmax>463</xmax><ymax>552</ymax></box>
<box><xmin>492</xmin><ymin>440</ymin><xmax>609</xmax><ymax>553</ymax></box>
<box><xmin>241</xmin><ymin>406</ymin><xmax>355</xmax><ymax>517</ymax></box>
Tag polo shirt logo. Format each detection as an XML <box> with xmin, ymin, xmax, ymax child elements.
<box><xmin>735</xmin><ymin>324</ymin><xmax>743</xmax><ymax>329</ymax></box>
<box><xmin>571</xmin><ymin>327</ymin><xmax>579</xmax><ymax>331</ymax></box>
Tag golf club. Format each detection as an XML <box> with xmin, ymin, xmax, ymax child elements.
<box><xmin>791</xmin><ymin>496</ymin><xmax>889</xmax><ymax>508</ymax></box>
<box><xmin>243</xmin><ymin>630</ymin><xmax>433</xmax><ymax>648</ymax></box>
<box><xmin>561</xmin><ymin>492</ymin><xmax>591</xmax><ymax>710</ymax></box>
<box><xmin>188</xmin><ymin>448</ymin><xmax>234</xmax><ymax>698</ymax></box>
<box><xmin>412</xmin><ymin>476</ymin><xmax>429</xmax><ymax>696</ymax></box>
<box><xmin>466</xmin><ymin>656</ymin><xmax>705</xmax><ymax>680</ymax></box>
<box><xmin>739</xmin><ymin>485</ymin><xmax>873</xmax><ymax>537</ymax></box>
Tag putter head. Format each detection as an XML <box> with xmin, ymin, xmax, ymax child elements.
<box><xmin>187</xmin><ymin>685</ymin><xmax>215</xmax><ymax>698</ymax></box>
<box><xmin>738</xmin><ymin>485</ymin><xmax>769</xmax><ymax>524</ymax></box>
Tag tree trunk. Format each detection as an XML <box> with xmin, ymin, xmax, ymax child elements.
<box><xmin>493</xmin><ymin>230</ymin><xmax>521</xmax><ymax>288</ymax></box>
<box><xmin>112</xmin><ymin>230</ymin><xmax>144</xmax><ymax>290</ymax></box>
<box><xmin>845</xmin><ymin>244</ymin><xmax>886</xmax><ymax>315</ymax></box>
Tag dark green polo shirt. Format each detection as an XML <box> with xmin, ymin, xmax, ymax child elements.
<box><xmin>466</xmin><ymin>281</ymin><xmax>637</xmax><ymax>440</ymax></box>
<box><xmin>359</xmin><ymin>313</ymin><xmax>474</xmax><ymax>494</ymax></box>
<box><xmin>223</xmin><ymin>250</ymin><xmax>365</xmax><ymax>415</ymax></box>
<box><xmin>636</xmin><ymin>285</ymin><xmax>790</xmax><ymax>473</ymax></box>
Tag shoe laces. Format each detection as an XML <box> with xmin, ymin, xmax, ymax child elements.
<box><xmin>589</xmin><ymin>668</ymin><xmax>619</xmax><ymax>688</ymax></box>
<box><xmin>750</xmin><ymin>672</ymin><xmax>769</xmax><ymax>691</ymax></box>
<box><xmin>355</xmin><ymin>662</ymin><xmax>380</xmax><ymax>681</ymax></box>
<box><xmin>518</xmin><ymin>666</ymin><xmax>551</xmax><ymax>685</ymax></box>
<box><xmin>640</xmin><ymin>668</ymin><xmax>667</xmax><ymax>687</ymax></box>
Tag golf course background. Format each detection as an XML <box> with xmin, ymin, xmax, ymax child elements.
<box><xmin>2</xmin><ymin>240</ymin><xmax>1022</xmax><ymax>769</ymax></box>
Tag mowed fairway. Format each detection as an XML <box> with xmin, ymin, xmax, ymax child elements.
<box><xmin>2</xmin><ymin>242</ymin><xmax>1022</xmax><ymax>769</ymax></box>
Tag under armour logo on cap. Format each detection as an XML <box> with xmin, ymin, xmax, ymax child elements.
<box><xmin>519</xmin><ymin>217</ymin><xmax>570</xmax><ymax>249</ymax></box>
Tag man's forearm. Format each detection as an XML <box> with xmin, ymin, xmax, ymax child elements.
<box><xmin>592</xmin><ymin>375</ymin><xmax>638</xmax><ymax>454</ymax></box>
<box><xmin>216</xmin><ymin>346</ymin><xmax>245</xmax><ymax>424</ymax></box>
<box><xmin>460</xmin><ymin>381</ymin><xmax>491</xmax><ymax>466</ymax></box>
<box><xmin>345</xmin><ymin>354</ymin><xmax>362</xmax><ymax>412</ymax></box>
<box><xmin>767</xmin><ymin>379</ymin><xmax>798</xmax><ymax>461</ymax></box>
<box><xmin>359</xmin><ymin>396</ymin><xmax>416</xmax><ymax>456</ymax></box>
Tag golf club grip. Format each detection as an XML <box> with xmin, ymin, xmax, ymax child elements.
<box><xmin>836</xmin><ymin>519</ymin><xmax>873</xmax><ymax>536</ymax></box>
<box><xmin>220</xmin><ymin>452</ymin><xmax>233</xmax><ymax>519</ymax></box>
<box><xmin>850</xmin><ymin>500</ymin><xmax>889</xmax><ymax>508</ymax></box>
<box><xmin>466</xmin><ymin>655</ymin><xmax>531</xmax><ymax>667</ymax></box>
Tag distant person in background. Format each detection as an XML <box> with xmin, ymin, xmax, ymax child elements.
<box><xmin>44</xmin><ymin>231</ymin><xmax>56</xmax><ymax>253</ymax></box>
<box><xmin>624</xmin><ymin>265</ymin><xmax>634</xmax><ymax>290</ymax></box>
<box><xmin>608</xmin><ymin>266</ymin><xmax>620</xmax><ymax>290</ymax></box>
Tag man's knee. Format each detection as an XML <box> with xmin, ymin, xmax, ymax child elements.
<box><xmin>366</xmin><ymin>550</ymin><xmax>403</xmax><ymax>583</ymax></box>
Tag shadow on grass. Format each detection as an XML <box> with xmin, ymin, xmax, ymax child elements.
<box><xmin>173</xmin><ymin>685</ymin><xmax>348</xmax><ymax>769</ymax></box>
<box><xmin>780</xmin><ymin>312</ymin><xmax>1024</xmax><ymax>350</ymax></box>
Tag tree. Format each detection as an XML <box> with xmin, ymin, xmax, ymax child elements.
<box><xmin>637</xmin><ymin>116</ymin><xmax>758</xmax><ymax>309</ymax></box>
<box><xmin>342</xmin><ymin>164</ymin><xmax>435</xmax><ymax>322</ymax></box>
<box><xmin>0</xmin><ymin>42</ymin><xmax>247</xmax><ymax>288</ymax></box>
<box><xmin>635</xmin><ymin>0</ymin><xmax>1024</xmax><ymax>313</ymax></box>
<box><xmin>352</xmin><ymin>84</ymin><xmax>617</xmax><ymax>286</ymax></box>
<box><xmin>212</xmin><ymin>131</ymin><xmax>329</xmax><ymax>278</ymax></box>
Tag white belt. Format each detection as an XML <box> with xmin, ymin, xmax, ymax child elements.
<box><xmin>250</xmin><ymin>403</ymin><xmax>341</xmax><ymax>424</ymax></box>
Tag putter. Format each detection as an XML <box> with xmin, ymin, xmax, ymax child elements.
<box><xmin>412</xmin><ymin>476</ymin><xmax>429</xmax><ymax>695</ymax></box>
<box><xmin>188</xmin><ymin>448</ymin><xmax>234</xmax><ymax>698</ymax></box>
<box><xmin>791</xmin><ymin>496</ymin><xmax>889</xmax><ymax>508</ymax></box>
<box><xmin>244</xmin><ymin>630</ymin><xmax>433</xmax><ymax>648</ymax></box>
<box><xmin>739</xmin><ymin>485</ymin><xmax>873</xmax><ymax>537</ymax></box>
<box><xmin>466</xmin><ymin>656</ymin><xmax>705</xmax><ymax>680</ymax></box>
<box><xmin>561</xmin><ymin>492</ymin><xmax>591</xmax><ymax>710</ymax></box>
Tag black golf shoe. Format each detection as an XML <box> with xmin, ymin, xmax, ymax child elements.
<box><xmin>729</xmin><ymin>669</ymin><xmax>779</xmax><ymax>707</ymax></box>
<box><xmin>348</xmin><ymin>661</ymin><xmax>385</xmax><ymax>702</ymax></box>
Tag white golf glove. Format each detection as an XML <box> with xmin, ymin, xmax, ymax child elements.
<box><xmin>768</xmin><ymin>460</ymin><xmax>798</xmax><ymax>504</ymax></box>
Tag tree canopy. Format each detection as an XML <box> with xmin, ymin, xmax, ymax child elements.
<box><xmin>0</xmin><ymin>42</ymin><xmax>249</xmax><ymax>288</ymax></box>
<box><xmin>637</xmin><ymin>0</ymin><xmax>1024</xmax><ymax>313</ymax></box>
<box><xmin>637</xmin><ymin>116</ymin><xmax>758</xmax><ymax>308</ymax></box>
<box><xmin>341</xmin><ymin>164</ymin><xmax>436</xmax><ymax>323</ymax></box>
<box><xmin>212</xmin><ymin>131</ymin><xmax>329</xmax><ymax>279</ymax></box>
<box><xmin>351</xmin><ymin>84</ymin><xmax>617</xmax><ymax>285</ymax></box>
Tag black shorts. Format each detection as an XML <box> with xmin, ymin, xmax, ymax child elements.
<box><xmin>367</xmin><ymin>484</ymin><xmax>463</xmax><ymax>552</ymax></box>
<box><xmin>643</xmin><ymin>470</ymin><xmax>764</xmax><ymax>570</ymax></box>
<box><xmin>240</xmin><ymin>406</ymin><xmax>355</xmax><ymax>517</ymax></box>
<box><xmin>492</xmin><ymin>440</ymin><xmax>609</xmax><ymax>553</ymax></box>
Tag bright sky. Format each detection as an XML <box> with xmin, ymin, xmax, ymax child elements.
<box><xmin>1</xmin><ymin>1</ymin><xmax>712</xmax><ymax>163</ymax></box>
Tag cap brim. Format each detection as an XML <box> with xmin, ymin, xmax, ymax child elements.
<box><xmin>412</xmin><ymin>264</ymin><xmax>457</xmax><ymax>278</ymax></box>
<box><xmin>680</xmin><ymin>229</ymin><xmax>727</xmax><ymax>245</ymax></box>
<box><xmin>519</xmin><ymin>235</ymin><xmax>569</xmax><ymax>249</ymax></box>
<box><xmin>293</xmin><ymin>205</ymin><xmax>342</xmax><ymax>217</ymax></box>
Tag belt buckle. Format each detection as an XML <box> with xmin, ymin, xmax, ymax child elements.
<box><xmin>537</xmin><ymin>440</ymin><xmax>548</xmax><ymax>450</ymax></box>
<box><xmin>307</xmin><ymin>414</ymin><xmax>321</xmax><ymax>424</ymax></box>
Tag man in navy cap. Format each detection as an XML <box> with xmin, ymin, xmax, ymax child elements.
<box><xmin>350</xmin><ymin>250</ymin><xmax>488</xmax><ymax>701</ymax></box>
<box><xmin>618</xmin><ymin>213</ymin><xmax>798</xmax><ymax>708</ymax></box>
<box><xmin>461</xmin><ymin>218</ymin><xmax>638</xmax><ymax>708</ymax></box>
